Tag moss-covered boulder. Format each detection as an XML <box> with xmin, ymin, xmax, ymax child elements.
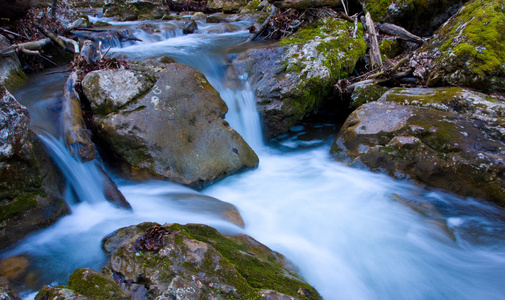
<box><xmin>379</xmin><ymin>87</ymin><xmax>505</xmax><ymax>142</ymax></box>
<box><xmin>233</xmin><ymin>18</ymin><xmax>366</xmax><ymax>139</ymax></box>
<box><xmin>103</xmin><ymin>0</ymin><xmax>168</xmax><ymax>21</ymax></box>
<box><xmin>331</xmin><ymin>99</ymin><xmax>505</xmax><ymax>206</ymax></box>
<box><xmin>207</xmin><ymin>0</ymin><xmax>249</xmax><ymax>13</ymax></box>
<box><xmin>82</xmin><ymin>62</ymin><xmax>258</xmax><ymax>189</ymax></box>
<box><xmin>0</xmin><ymin>84</ymin><xmax>69</xmax><ymax>249</ymax></box>
<box><xmin>0</xmin><ymin>35</ymin><xmax>27</xmax><ymax>90</ymax></box>
<box><xmin>415</xmin><ymin>0</ymin><xmax>505</xmax><ymax>92</ymax></box>
<box><xmin>363</xmin><ymin>0</ymin><xmax>466</xmax><ymax>36</ymax></box>
<box><xmin>108</xmin><ymin>223</ymin><xmax>321</xmax><ymax>299</ymax></box>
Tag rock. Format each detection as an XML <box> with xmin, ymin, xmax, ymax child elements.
<box><xmin>331</xmin><ymin>100</ymin><xmax>505</xmax><ymax>206</ymax></box>
<box><xmin>233</xmin><ymin>18</ymin><xmax>366</xmax><ymax>139</ymax></box>
<box><xmin>414</xmin><ymin>0</ymin><xmax>505</xmax><ymax>93</ymax></box>
<box><xmin>0</xmin><ymin>35</ymin><xmax>27</xmax><ymax>90</ymax></box>
<box><xmin>82</xmin><ymin>62</ymin><xmax>258</xmax><ymax>188</ymax></box>
<box><xmin>240</xmin><ymin>0</ymin><xmax>262</xmax><ymax>13</ymax></box>
<box><xmin>103</xmin><ymin>0</ymin><xmax>168</xmax><ymax>21</ymax></box>
<box><xmin>182</xmin><ymin>20</ymin><xmax>198</xmax><ymax>34</ymax></box>
<box><xmin>350</xmin><ymin>82</ymin><xmax>388</xmax><ymax>109</ymax></box>
<box><xmin>207</xmin><ymin>0</ymin><xmax>249</xmax><ymax>13</ymax></box>
<box><xmin>35</xmin><ymin>286</ymin><xmax>88</xmax><ymax>300</ymax></box>
<box><xmin>0</xmin><ymin>255</ymin><xmax>29</xmax><ymax>282</ymax></box>
<box><xmin>379</xmin><ymin>37</ymin><xmax>405</xmax><ymax>59</ymax></box>
<box><xmin>0</xmin><ymin>278</ymin><xmax>21</xmax><ymax>300</ymax></box>
<box><xmin>378</xmin><ymin>87</ymin><xmax>505</xmax><ymax>142</ymax></box>
<box><xmin>0</xmin><ymin>84</ymin><xmax>69</xmax><ymax>249</ymax></box>
<box><xmin>363</xmin><ymin>0</ymin><xmax>466</xmax><ymax>36</ymax></box>
<box><xmin>268</xmin><ymin>0</ymin><xmax>342</xmax><ymax>9</ymax></box>
<box><xmin>68</xmin><ymin>268</ymin><xmax>130</xmax><ymax>299</ymax></box>
<box><xmin>108</xmin><ymin>223</ymin><xmax>322</xmax><ymax>299</ymax></box>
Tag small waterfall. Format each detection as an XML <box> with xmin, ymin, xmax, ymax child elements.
<box><xmin>37</xmin><ymin>134</ymin><xmax>108</xmax><ymax>206</ymax></box>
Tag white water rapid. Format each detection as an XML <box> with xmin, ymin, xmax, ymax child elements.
<box><xmin>4</xmin><ymin>18</ymin><xmax>505</xmax><ymax>300</ymax></box>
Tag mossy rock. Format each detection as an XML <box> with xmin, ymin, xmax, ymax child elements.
<box><xmin>106</xmin><ymin>223</ymin><xmax>321</xmax><ymax>299</ymax></box>
<box><xmin>420</xmin><ymin>0</ymin><xmax>505</xmax><ymax>92</ymax></box>
<box><xmin>68</xmin><ymin>268</ymin><xmax>130</xmax><ymax>300</ymax></box>
<box><xmin>332</xmin><ymin>100</ymin><xmax>505</xmax><ymax>206</ymax></box>
<box><xmin>350</xmin><ymin>82</ymin><xmax>389</xmax><ymax>109</ymax></box>
<box><xmin>363</xmin><ymin>0</ymin><xmax>466</xmax><ymax>36</ymax></box>
<box><xmin>379</xmin><ymin>37</ymin><xmax>404</xmax><ymax>59</ymax></box>
<box><xmin>233</xmin><ymin>18</ymin><xmax>366</xmax><ymax>139</ymax></box>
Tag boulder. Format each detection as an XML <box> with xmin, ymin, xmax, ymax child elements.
<box><xmin>414</xmin><ymin>0</ymin><xmax>505</xmax><ymax>92</ymax></box>
<box><xmin>363</xmin><ymin>0</ymin><xmax>466</xmax><ymax>36</ymax></box>
<box><xmin>82</xmin><ymin>62</ymin><xmax>258</xmax><ymax>188</ymax></box>
<box><xmin>0</xmin><ymin>277</ymin><xmax>21</xmax><ymax>300</ymax></box>
<box><xmin>268</xmin><ymin>0</ymin><xmax>342</xmax><ymax>9</ymax></box>
<box><xmin>207</xmin><ymin>0</ymin><xmax>249</xmax><ymax>13</ymax></box>
<box><xmin>0</xmin><ymin>84</ymin><xmax>69</xmax><ymax>249</ymax></box>
<box><xmin>0</xmin><ymin>35</ymin><xmax>27</xmax><ymax>90</ymax></box>
<box><xmin>108</xmin><ymin>223</ymin><xmax>321</xmax><ymax>299</ymax></box>
<box><xmin>349</xmin><ymin>82</ymin><xmax>388</xmax><ymax>109</ymax></box>
<box><xmin>233</xmin><ymin>18</ymin><xmax>366</xmax><ymax>139</ymax></box>
<box><xmin>103</xmin><ymin>0</ymin><xmax>168</xmax><ymax>21</ymax></box>
<box><xmin>331</xmin><ymin>99</ymin><xmax>505</xmax><ymax>206</ymax></box>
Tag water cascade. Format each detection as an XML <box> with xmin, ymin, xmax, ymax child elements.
<box><xmin>3</xmin><ymin>18</ymin><xmax>505</xmax><ymax>300</ymax></box>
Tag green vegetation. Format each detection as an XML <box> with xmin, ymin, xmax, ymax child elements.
<box><xmin>68</xmin><ymin>268</ymin><xmax>129</xmax><ymax>300</ymax></box>
<box><xmin>0</xmin><ymin>191</ymin><xmax>43</xmax><ymax>222</ymax></box>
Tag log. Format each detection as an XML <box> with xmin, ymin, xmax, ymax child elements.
<box><xmin>34</xmin><ymin>24</ymin><xmax>67</xmax><ymax>49</ymax></box>
<box><xmin>59</xmin><ymin>36</ymin><xmax>79</xmax><ymax>53</ymax></box>
<box><xmin>247</xmin><ymin>7</ymin><xmax>279</xmax><ymax>42</ymax></box>
<box><xmin>62</xmin><ymin>72</ymin><xmax>97</xmax><ymax>162</ymax></box>
<box><xmin>345</xmin><ymin>71</ymin><xmax>412</xmax><ymax>92</ymax></box>
<box><xmin>375</xmin><ymin>23</ymin><xmax>424</xmax><ymax>44</ymax></box>
<box><xmin>364</xmin><ymin>12</ymin><xmax>383</xmax><ymax>71</ymax></box>
<box><xmin>65</xmin><ymin>18</ymin><xmax>85</xmax><ymax>32</ymax></box>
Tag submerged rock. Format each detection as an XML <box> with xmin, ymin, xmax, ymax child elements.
<box><xmin>233</xmin><ymin>18</ymin><xmax>366</xmax><ymax>139</ymax></box>
<box><xmin>331</xmin><ymin>98</ymin><xmax>505</xmax><ymax>207</ymax></box>
<box><xmin>0</xmin><ymin>84</ymin><xmax>69</xmax><ymax>249</ymax></box>
<box><xmin>82</xmin><ymin>62</ymin><xmax>258</xmax><ymax>188</ymax></box>
<box><xmin>415</xmin><ymin>0</ymin><xmax>505</xmax><ymax>92</ymax></box>
<box><xmin>363</xmin><ymin>0</ymin><xmax>466</xmax><ymax>36</ymax></box>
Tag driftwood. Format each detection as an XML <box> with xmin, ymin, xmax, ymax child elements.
<box><xmin>375</xmin><ymin>23</ymin><xmax>424</xmax><ymax>44</ymax></box>
<box><xmin>34</xmin><ymin>24</ymin><xmax>67</xmax><ymax>49</ymax></box>
<box><xmin>344</xmin><ymin>71</ymin><xmax>413</xmax><ymax>93</ymax></box>
<box><xmin>247</xmin><ymin>7</ymin><xmax>279</xmax><ymax>42</ymax></box>
<box><xmin>0</xmin><ymin>38</ymin><xmax>51</xmax><ymax>56</ymax></box>
<box><xmin>364</xmin><ymin>12</ymin><xmax>383</xmax><ymax>71</ymax></box>
<box><xmin>62</xmin><ymin>71</ymin><xmax>97</xmax><ymax>162</ymax></box>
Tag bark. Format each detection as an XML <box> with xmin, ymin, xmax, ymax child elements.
<box><xmin>376</xmin><ymin>23</ymin><xmax>424</xmax><ymax>44</ymax></box>
<box><xmin>364</xmin><ymin>12</ymin><xmax>383</xmax><ymax>71</ymax></box>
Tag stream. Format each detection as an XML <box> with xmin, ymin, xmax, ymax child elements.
<box><xmin>4</xmin><ymin>17</ymin><xmax>505</xmax><ymax>300</ymax></box>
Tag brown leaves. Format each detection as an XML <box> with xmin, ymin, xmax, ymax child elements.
<box><xmin>132</xmin><ymin>225</ymin><xmax>170</xmax><ymax>252</ymax></box>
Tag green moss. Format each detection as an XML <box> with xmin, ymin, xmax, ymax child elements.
<box><xmin>183</xmin><ymin>224</ymin><xmax>322</xmax><ymax>300</ymax></box>
<box><xmin>241</xmin><ymin>0</ymin><xmax>261</xmax><ymax>12</ymax></box>
<box><xmin>364</xmin><ymin>0</ymin><xmax>393</xmax><ymax>21</ymax></box>
<box><xmin>380</xmin><ymin>38</ymin><xmax>403</xmax><ymax>59</ymax></box>
<box><xmin>431</xmin><ymin>0</ymin><xmax>505</xmax><ymax>90</ymax></box>
<box><xmin>351</xmin><ymin>83</ymin><xmax>388</xmax><ymax>109</ymax></box>
<box><xmin>68</xmin><ymin>268</ymin><xmax>129</xmax><ymax>300</ymax></box>
<box><xmin>0</xmin><ymin>191</ymin><xmax>43</xmax><ymax>222</ymax></box>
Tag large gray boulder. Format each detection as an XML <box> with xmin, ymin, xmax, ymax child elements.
<box><xmin>0</xmin><ymin>84</ymin><xmax>68</xmax><ymax>249</ymax></box>
<box><xmin>412</xmin><ymin>0</ymin><xmax>505</xmax><ymax>92</ymax></box>
<box><xmin>82</xmin><ymin>62</ymin><xmax>258</xmax><ymax>188</ymax></box>
<box><xmin>331</xmin><ymin>89</ymin><xmax>505</xmax><ymax>207</ymax></box>
<box><xmin>233</xmin><ymin>18</ymin><xmax>366</xmax><ymax>139</ymax></box>
<box><xmin>207</xmin><ymin>0</ymin><xmax>249</xmax><ymax>13</ymax></box>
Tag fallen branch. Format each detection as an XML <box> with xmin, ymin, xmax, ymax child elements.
<box><xmin>60</xmin><ymin>36</ymin><xmax>79</xmax><ymax>53</ymax></box>
<box><xmin>364</xmin><ymin>12</ymin><xmax>383</xmax><ymax>71</ymax></box>
<box><xmin>62</xmin><ymin>71</ymin><xmax>97</xmax><ymax>162</ymax></box>
<box><xmin>64</xmin><ymin>18</ymin><xmax>85</xmax><ymax>32</ymax></box>
<box><xmin>34</xmin><ymin>23</ymin><xmax>67</xmax><ymax>49</ymax></box>
<box><xmin>375</xmin><ymin>23</ymin><xmax>424</xmax><ymax>44</ymax></box>
<box><xmin>248</xmin><ymin>7</ymin><xmax>279</xmax><ymax>42</ymax></box>
<box><xmin>344</xmin><ymin>71</ymin><xmax>413</xmax><ymax>92</ymax></box>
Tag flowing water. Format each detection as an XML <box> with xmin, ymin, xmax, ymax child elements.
<box><xmin>4</xmin><ymin>17</ymin><xmax>505</xmax><ymax>300</ymax></box>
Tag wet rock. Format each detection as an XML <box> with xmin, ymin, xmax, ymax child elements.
<box><xmin>182</xmin><ymin>20</ymin><xmax>198</xmax><ymax>34</ymax></box>
<box><xmin>35</xmin><ymin>286</ymin><xmax>88</xmax><ymax>300</ymax></box>
<box><xmin>233</xmin><ymin>18</ymin><xmax>366</xmax><ymax>139</ymax></box>
<box><xmin>0</xmin><ymin>256</ymin><xmax>29</xmax><ymax>282</ymax></box>
<box><xmin>331</xmin><ymin>100</ymin><xmax>505</xmax><ymax>206</ymax></box>
<box><xmin>414</xmin><ymin>0</ymin><xmax>505</xmax><ymax>92</ymax></box>
<box><xmin>0</xmin><ymin>84</ymin><xmax>69</xmax><ymax>249</ymax></box>
<box><xmin>0</xmin><ymin>35</ymin><xmax>27</xmax><ymax>90</ymax></box>
<box><xmin>82</xmin><ymin>62</ymin><xmax>258</xmax><ymax>188</ymax></box>
<box><xmin>207</xmin><ymin>0</ymin><xmax>249</xmax><ymax>13</ymax></box>
<box><xmin>108</xmin><ymin>223</ymin><xmax>321</xmax><ymax>299</ymax></box>
<box><xmin>268</xmin><ymin>0</ymin><xmax>342</xmax><ymax>9</ymax></box>
<box><xmin>363</xmin><ymin>0</ymin><xmax>466</xmax><ymax>36</ymax></box>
